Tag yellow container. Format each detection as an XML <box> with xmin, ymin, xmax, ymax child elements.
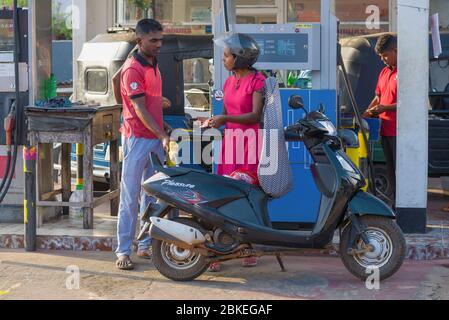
<box><xmin>345</xmin><ymin>131</ymin><xmax>369</xmax><ymax>191</ymax></box>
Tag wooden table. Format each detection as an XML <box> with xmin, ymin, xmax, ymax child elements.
<box><xmin>26</xmin><ymin>104</ymin><xmax>122</xmax><ymax>229</ymax></box>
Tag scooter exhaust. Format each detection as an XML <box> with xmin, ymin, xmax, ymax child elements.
<box><xmin>149</xmin><ymin>217</ymin><xmax>206</xmax><ymax>247</ymax></box>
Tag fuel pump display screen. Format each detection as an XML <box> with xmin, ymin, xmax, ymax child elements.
<box><xmin>226</xmin><ymin>23</ymin><xmax>320</xmax><ymax>74</ymax></box>
<box><xmin>0</xmin><ymin>19</ymin><xmax>14</xmax><ymax>52</ymax></box>
<box><xmin>249</xmin><ymin>33</ymin><xmax>309</xmax><ymax>63</ymax></box>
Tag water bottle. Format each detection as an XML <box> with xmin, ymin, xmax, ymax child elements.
<box><xmin>47</xmin><ymin>73</ymin><xmax>57</xmax><ymax>99</ymax></box>
<box><xmin>69</xmin><ymin>185</ymin><xmax>84</xmax><ymax>220</ymax></box>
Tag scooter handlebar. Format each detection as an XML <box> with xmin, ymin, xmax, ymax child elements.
<box><xmin>284</xmin><ymin>123</ymin><xmax>304</xmax><ymax>141</ymax></box>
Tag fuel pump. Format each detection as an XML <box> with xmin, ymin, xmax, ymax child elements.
<box><xmin>212</xmin><ymin>0</ymin><xmax>338</xmax><ymax>228</ymax></box>
<box><xmin>0</xmin><ymin>4</ymin><xmax>28</xmax><ymax>220</ymax></box>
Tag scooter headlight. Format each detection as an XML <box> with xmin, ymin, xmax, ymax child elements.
<box><xmin>336</xmin><ymin>153</ymin><xmax>365</xmax><ymax>184</ymax></box>
<box><xmin>336</xmin><ymin>154</ymin><xmax>357</xmax><ymax>174</ymax></box>
<box><xmin>318</xmin><ymin>120</ymin><xmax>338</xmax><ymax>136</ymax></box>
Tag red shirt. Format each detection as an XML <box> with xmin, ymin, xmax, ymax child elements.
<box><xmin>375</xmin><ymin>66</ymin><xmax>398</xmax><ymax>137</ymax></box>
<box><xmin>120</xmin><ymin>52</ymin><xmax>164</xmax><ymax>140</ymax></box>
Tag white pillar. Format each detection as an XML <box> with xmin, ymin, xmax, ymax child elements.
<box><xmin>397</xmin><ymin>0</ymin><xmax>429</xmax><ymax>233</ymax></box>
<box><xmin>72</xmin><ymin>0</ymin><xmax>87</xmax><ymax>101</ymax></box>
<box><xmin>317</xmin><ymin>0</ymin><xmax>337</xmax><ymax>90</ymax></box>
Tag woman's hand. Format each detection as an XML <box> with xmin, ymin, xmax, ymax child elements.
<box><xmin>208</xmin><ymin>115</ymin><xmax>227</xmax><ymax>129</ymax></box>
<box><xmin>200</xmin><ymin>117</ymin><xmax>213</xmax><ymax>128</ymax></box>
<box><xmin>197</xmin><ymin>117</ymin><xmax>209</xmax><ymax>126</ymax></box>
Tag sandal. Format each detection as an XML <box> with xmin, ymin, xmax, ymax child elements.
<box><xmin>137</xmin><ymin>248</ymin><xmax>153</xmax><ymax>260</ymax></box>
<box><xmin>116</xmin><ymin>256</ymin><xmax>135</xmax><ymax>270</ymax></box>
<box><xmin>208</xmin><ymin>262</ymin><xmax>221</xmax><ymax>272</ymax></box>
<box><xmin>242</xmin><ymin>257</ymin><xmax>258</xmax><ymax>268</ymax></box>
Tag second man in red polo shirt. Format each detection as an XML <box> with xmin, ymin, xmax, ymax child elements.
<box><xmin>364</xmin><ymin>34</ymin><xmax>398</xmax><ymax>207</ymax></box>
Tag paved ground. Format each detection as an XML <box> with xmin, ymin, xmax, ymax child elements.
<box><xmin>0</xmin><ymin>250</ymin><xmax>448</xmax><ymax>300</ymax></box>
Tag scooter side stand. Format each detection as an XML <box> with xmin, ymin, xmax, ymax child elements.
<box><xmin>275</xmin><ymin>253</ymin><xmax>286</xmax><ymax>272</ymax></box>
<box><xmin>206</xmin><ymin>250</ymin><xmax>286</xmax><ymax>272</ymax></box>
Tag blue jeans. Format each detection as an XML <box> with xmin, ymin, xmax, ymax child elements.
<box><xmin>115</xmin><ymin>136</ymin><xmax>164</xmax><ymax>258</ymax></box>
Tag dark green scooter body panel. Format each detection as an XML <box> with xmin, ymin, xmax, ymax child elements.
<box><xmin>348</xmin><ymin>191</ymin><xmax>396</xmax><ymax>218</ymax></box>
<box><xmin>143</xmin><ymin>167</ymin><xmax>271</xmax><ymax>228</ymax></box>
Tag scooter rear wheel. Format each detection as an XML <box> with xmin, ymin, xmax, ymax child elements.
<box><xmin>340</xmin><ymin>216</ymin><xmax>406</xmax><ymax>282</ymax></box>
<box><xmin>151</xmin><ymin>217</ymin><xmax>210</xmax><ymax>282</ymax></box>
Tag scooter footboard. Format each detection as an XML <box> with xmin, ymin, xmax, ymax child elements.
<box><xmin>348</xmin><ymin>191</ymin><xmax>396</xmax><ymax>218</ymax></box>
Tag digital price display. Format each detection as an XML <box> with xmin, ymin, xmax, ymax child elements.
<box><xmin>249</xmin><ymin>34</ymin><xmax>309</xmax><ymax>64</ymax></box>
<box><xmin>234</xmin><ymin>24</ymin><xmax>321</xmax><ymax>70</ymax></box>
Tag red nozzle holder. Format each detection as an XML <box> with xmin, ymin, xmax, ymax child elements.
<box><xmin>4</xmin><ymin>114</ymin><xmax>15</xmax><ymax>146</ymax></box>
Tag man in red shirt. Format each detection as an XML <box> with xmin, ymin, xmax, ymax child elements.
<box><xmin>115</xmin><ymin>19</ymin><xmax>170</xmax><ymax>270</ymax></box>
<box><xmin>364</xmin><ymin>34</ymin><xmax>398</xmax><ymax>206</ymax></box>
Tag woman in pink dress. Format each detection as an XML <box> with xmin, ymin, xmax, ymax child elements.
<box><xmin>205</xmin><ymin>34</ymin><xmax>265</xmax><ymax>272</ymax></box>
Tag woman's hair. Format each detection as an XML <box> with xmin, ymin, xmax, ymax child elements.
<box><xmin>375</xmin><ymin>34</ymin><xmax>397</xmax><ymax>55</ymax></box>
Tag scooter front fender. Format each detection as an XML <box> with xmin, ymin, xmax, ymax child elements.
<box><xmin>348</xmin><ymin>191</ymin><xmax>396</xmax><ymax>218</ymax></box>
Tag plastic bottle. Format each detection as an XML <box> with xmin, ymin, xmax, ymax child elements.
<box><xmin>287</xmin><ymin>71</ymin><xmax>298</xmax><ymax>88</ymax></box>
<box><xmin>69</xmin><ymin>185</ymin><xmax>84</xmax><ymax>220</ymax></box>
<box><xmin>47</xmin><ymin>73</ymin><xmax>57</xmax><ymax>99</ymax></box>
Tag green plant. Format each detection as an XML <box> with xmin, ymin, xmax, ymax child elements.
<box><xmin>0</xmin><ymin>0</ymin><xmax>28</xmax><ymax>8</ymax></box>
<box><xmin>127</xmin><ymin>0</ymin><xmax>152</xmax><ymax>19</ymax></box>
<box><xmin>52</xmin><ymin>1</ymin><xmax>72</xmax><ymax>40</ymax></box>
<box><xmin>129</xmin><ymin>0</ymin><xmax>151</xmax><ymax>11</ymax></box>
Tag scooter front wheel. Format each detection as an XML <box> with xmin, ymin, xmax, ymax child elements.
<box><xmin>151</xmin><ymin>218</ymin><xmax>210</xmax><ymax>282</ymax></box>
<box><xmin>340</xmin><ymin>216</ymin><xmax>406</xmax><ymax>282</ymax></box>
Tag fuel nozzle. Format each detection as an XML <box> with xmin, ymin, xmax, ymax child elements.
<box><xmin>4</xmin><ymin>105</ymin><xmax>16</xmax><ymax>148</ymax></box>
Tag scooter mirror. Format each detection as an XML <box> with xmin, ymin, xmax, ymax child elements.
<box><xmin>288</xmin><ymin>95</ymin><xmax>305</xmax><ymax>110</ymax></box>
<box><xmin>319</xmin><ymin>103</ymin><xmax>326</xmax><ymax>114</ymax></box>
